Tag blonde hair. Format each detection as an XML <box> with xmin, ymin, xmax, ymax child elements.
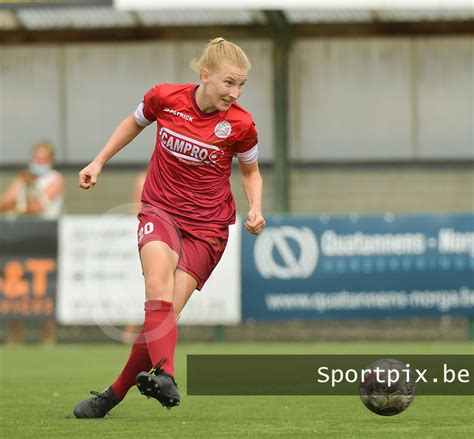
<box><xmin>32</xmin><ymin>141</ymin><xmax>55</xmax><ymax>159</ymax></box>
<box><xmin>191</xmin><ymin>37</ymin><xmax>251</xmax><ymax>74</ymax></box>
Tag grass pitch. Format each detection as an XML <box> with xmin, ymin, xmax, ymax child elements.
<box><xmin>1</xmin><ymin>341</ymin><xmax>473</xmax><ymax>438</ymax></box>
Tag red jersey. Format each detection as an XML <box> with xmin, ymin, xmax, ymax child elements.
<box><xmin>135</xmin><ymin>83</ymin><xmax>258</xmax><ymax>229</ymax></box>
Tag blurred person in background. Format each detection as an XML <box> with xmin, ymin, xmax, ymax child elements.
<box><xmin>0</xmin><ymin>141</ymin><xmax>64</xmax><ymax>220</ymax></box>
<box><xmin>73</xmin><ymin>37</ymin><xmax>265</xmax><ymax>418</ymax></box>
<box><xmin>0</xmin><ymin>141</ymin><xmax>64</xmax><ymax>345</ymax></box>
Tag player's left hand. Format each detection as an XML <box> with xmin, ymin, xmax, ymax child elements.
<box><xmin>244</xmin><ymin>209</ymin><xmax>265</xmax><ymax>235</ymax></box>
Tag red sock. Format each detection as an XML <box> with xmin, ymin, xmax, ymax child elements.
<box><xmin>111</xmin><ymin>326</ymin><xmax>152</xmax><ymax>399</ymax></box>
<box><xmin>142</xmin><ymin>299</ymin><xmax>177</xmax><ymax>377</ymax></box>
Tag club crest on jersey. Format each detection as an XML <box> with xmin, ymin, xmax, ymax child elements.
<box><xmin>159</xmin><ymin>127</ymin><xmax>224</xmax><ymax>165</ymax></box>
<box><xmin>214</xmin><ymin>120</ymin><xmax>232</xmax><ymax>139</ymax></box>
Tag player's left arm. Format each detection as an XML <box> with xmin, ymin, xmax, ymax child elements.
<box><xmin>26</xmin><ymin>174</ymin><xmax>64</xmax><ymax>214</ymax></box>
<box><xmin>239</xmin><ymin>160</ymin><xmax>265</xmax><ymax>235</ymax></box>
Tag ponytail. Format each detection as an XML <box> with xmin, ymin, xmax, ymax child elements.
<box><xmin>191</xmin><ymin>37</ymin><xmax>251</xmax><ymax>74</ymax></box>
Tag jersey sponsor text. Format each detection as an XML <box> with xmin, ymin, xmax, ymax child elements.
<box><xmin>159</xmin><ymin>127</ymin><xmax>224</xmax><ymax>165</ymax></box>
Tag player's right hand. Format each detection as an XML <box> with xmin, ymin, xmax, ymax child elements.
<box><xmin>79</xmin><ymin>161</ymin><xmax>102</xmax><ymax>189</ymax></box>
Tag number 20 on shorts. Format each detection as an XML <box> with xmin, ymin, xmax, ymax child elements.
<box><xmin>138</xmin><ymin>222</ymin><xmax>154</xmax><ymax>243</ymax></box>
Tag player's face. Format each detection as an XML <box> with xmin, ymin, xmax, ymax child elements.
<box><xmin>201</xmin><ymin>62</ymin><xmax>248</xmax><ymax>112</ymax></box>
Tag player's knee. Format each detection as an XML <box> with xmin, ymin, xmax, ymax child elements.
<box><xmin>144</xmin><ymin>275</ymin><xmax>174</xmax><ymax>300</ymax></box>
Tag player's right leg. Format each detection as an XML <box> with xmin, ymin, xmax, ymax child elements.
<box><xmin>74</xmin><ymin>268</ymin><xmax>194</xmax><ymax>418</ymax></box>
<box><xmin>135</xmin><ymin>267</ymin><xmax>198</xmax><ymax>408</ymax></box>
<box><xmin>135</xmin><ymin>239</ymin><xmax>181</xmax><ymax>408</ymax></box>
<box><xmin>73</xmin><ymin>213</ymin><xmax>180</xmax><ymax>418</ymax></box>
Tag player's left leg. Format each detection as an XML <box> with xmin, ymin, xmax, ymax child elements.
<box><xmin>173</xmin><ymin>268</ymin><xmax>198</xmax><ymax>318</ymax></box>
<box><xmin>110</xmin><ymin>326</ymin><xmax>151</xmax><ymax>398</ymax></box>
<box><xmin>73</xmin><ymin>322</ymin><xmax>154</xmax><ymax>418</ymax></box>
<box><xmin>73</xmin><ymin>387</ymin><xmax>122</xmax><ymax>419</ymax></box>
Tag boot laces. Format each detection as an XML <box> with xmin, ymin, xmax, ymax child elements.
<box><xmin>150</xmin><ymin>359</ymin><xmax>178</xmax><ymax>386</ymax></box>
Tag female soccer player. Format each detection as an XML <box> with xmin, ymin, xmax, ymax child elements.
<box><xmin>73</xmin><ymin>37</ymin><xmax>265</xmax><ymax>418</ymax></box>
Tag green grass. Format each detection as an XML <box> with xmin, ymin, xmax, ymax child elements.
<box><xmin>1</xmin><ymin>342</ymin><xmax>473</xmax><ymax>438</ymax></box>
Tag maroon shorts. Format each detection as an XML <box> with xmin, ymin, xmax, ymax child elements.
<box><xmin>137</xmin><ymin>209</ymin><xmax>228</xmax><ymax>290</ymax></box>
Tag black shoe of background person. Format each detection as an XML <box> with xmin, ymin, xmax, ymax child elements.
<box><xmin>73</xmin><ymin>387</ymin><xmax>122</xmax><ymax>418</ymax></box>
<box><xmin>136</xmin><ymin>360</ymin><xmax>180</xmax><ymax>409</ymax></box>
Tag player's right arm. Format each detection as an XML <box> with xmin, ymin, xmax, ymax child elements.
<box><xmin>79</xmin><ymin>113</ymin><xmax>145</xmax><ymax>189</ymax></box>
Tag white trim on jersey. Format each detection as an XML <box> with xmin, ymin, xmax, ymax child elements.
<box><xmin>134</xmin><ymin>102</ymin><xmax>153</xmax><ymax>127</ymax></box>
<box><xmin>236</xmin><ymin>144</ymin><xmax>258</xmax><ymax>164</ymax></box>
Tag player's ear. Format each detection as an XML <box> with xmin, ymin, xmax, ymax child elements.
<box><xmin>200</xmin><ymin>68</ymin><xmax>210</xmax><ymax>84</ymax></box>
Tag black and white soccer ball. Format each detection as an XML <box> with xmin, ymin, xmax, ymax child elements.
<box><xmin>359</xmin><ymin>358</ymin><xmax>415</xmax><ymax>416</ymax></box>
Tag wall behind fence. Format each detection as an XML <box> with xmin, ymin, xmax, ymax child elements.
<box><xmin>1</xmin><ymin>37</ymin><xmax>472</xmax><ymax>164</ymax></box>
<box><xmin>290</xmin><ymin>37</ymin><xmax>473</xmax><ymax>161</ymax></box>
<box><xmin>0</xmin><ymin>39</ymin><xmax>274</xmax><ymax>163</ymax></box>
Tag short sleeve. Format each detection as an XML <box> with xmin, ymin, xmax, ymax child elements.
<box><xmin>234</xmin><ymin>121</ymin><xmax>258</xmax><ymax>154</ymax></box>
<box><xmin>134</xmin><ymin>85</ymin><xmax>161</xmax><ymax>126</ymax></box>
<box><xmin>234</xmin><ymin>121</ymin><xmax>259</xmax><ymax>164</ymax></box>
<box><xmin>236</xmin><ymin>144</ymin><xmax>258</xmax><ymax>164</ymax></box>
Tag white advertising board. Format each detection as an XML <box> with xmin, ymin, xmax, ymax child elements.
<box><xmin>57</xmin><ymin>214</ymin><xmax>145</xmax><ymax>325</ymax></box>
<box><xmin>57</xmin><ymin>214</ymin><xmax>241</xmax><ymax>326</ymax></box>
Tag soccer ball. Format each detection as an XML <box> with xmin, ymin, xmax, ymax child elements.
<box><xmin>359</xmin><ymin>358</ymin><xmax>415</xmax><ymax>416</ymax></box>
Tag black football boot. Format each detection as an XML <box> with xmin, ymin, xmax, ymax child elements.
<box><xmin>73</xmin><ymin>387</ymin><xmax>122</xmax><ymax>419</ymax></box>
<box><xmin>136</xmin><ymin>360</ymin><xmax>180</xmax><ymax>409</ymax></box>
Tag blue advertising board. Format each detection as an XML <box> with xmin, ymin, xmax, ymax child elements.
<box><xmin>241</xmin><ymin>213</ymin><xmax>474</xmax><ymax>320</ymax></box>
